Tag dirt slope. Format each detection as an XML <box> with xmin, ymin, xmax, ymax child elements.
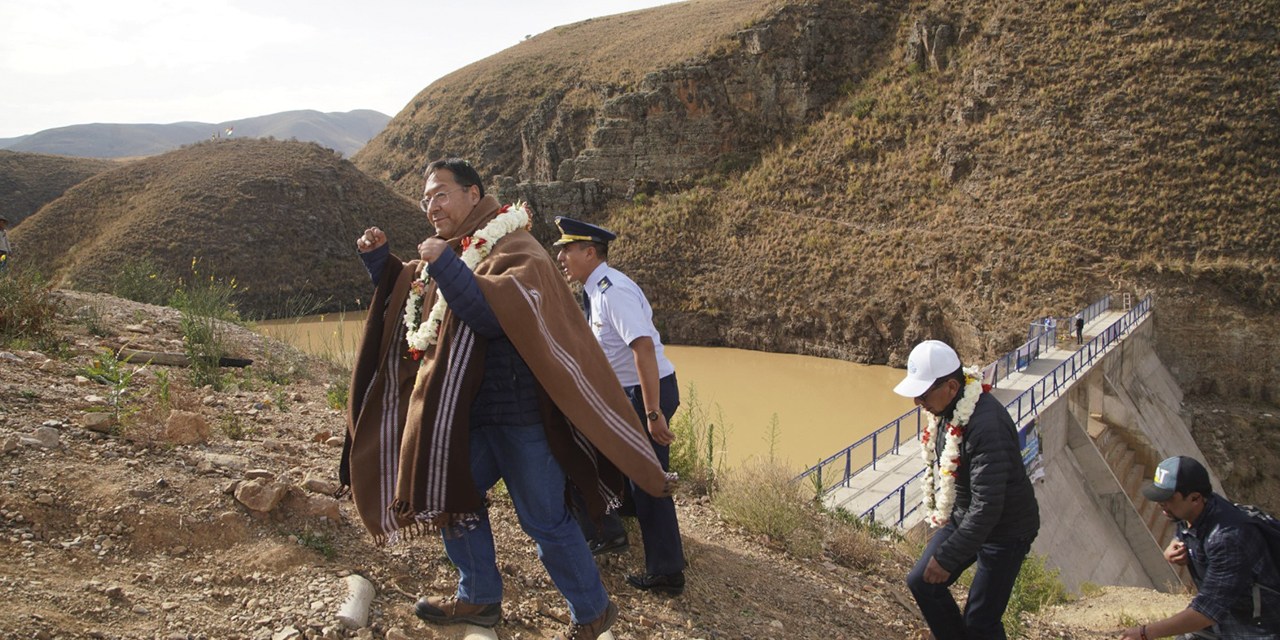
<box><xmin>0</xmin><ymin>289</ymin><xmax>1173</xmax><ymax>640</ymax></box>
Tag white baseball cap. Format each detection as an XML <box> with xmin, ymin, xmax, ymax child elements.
<box><xmin>893</xmin><ymin>340</ymin><xmax>961</xmax><ymax>398</ymax></box>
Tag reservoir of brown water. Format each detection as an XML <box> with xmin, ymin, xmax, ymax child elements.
<box><xmin>258</xmin><ymin>314</ymin><xmax>912</xmax><ymax>471</ymax></box>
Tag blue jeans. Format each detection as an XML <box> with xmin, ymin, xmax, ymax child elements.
<box><xmin>441</xmin><ymin>422</ymin><xmax>609</xmax><ymax>624</ymax></box>
<box><xmin>906</xmin><ymin>521</ymin><xmax>1034</xmax><ymax>640</ymax></box>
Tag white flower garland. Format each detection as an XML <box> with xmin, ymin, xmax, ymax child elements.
<box><xmin>919</xmin><ymin>366</ymin><xmax>984</xmax><ymax>527</ymax></box>
<box><xmin>403</xmin><ymin>202</ymin><xmax>530</xmax><ymax>357</ymax></box>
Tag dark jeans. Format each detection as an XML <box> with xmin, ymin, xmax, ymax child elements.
<box><xmin>574</xmin><ymin>373</ymin><xmax>685</xmax><ymax>575</ymax></box>
<box><xmin>906</xmin><ymin>521</ymin><xmax>1034</xmax><ymax>640</ymax></box>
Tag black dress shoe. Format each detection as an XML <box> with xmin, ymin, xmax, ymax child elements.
<box><xmin>589</xmin><ymin>533</ymin><xmax>629</xmax><ymax>556</ymax></box>
<box><xmin>626</xmin><ymin>571</ymin><xmax>685</xmax><ymax>596</ymax></box>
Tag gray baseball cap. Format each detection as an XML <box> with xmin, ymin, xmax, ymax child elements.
<box><xmin>1141</xmin><ymin>456</ymin><xmax>1211</xmax><ymax>502</ymax></box>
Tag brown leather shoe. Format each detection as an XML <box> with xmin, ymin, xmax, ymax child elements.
<box><xmin>553</xmin><ymin>600</ymin><xmax>617</xmax><ymax>640</ymax></box>
<box><xmin>414</xmin><ymin>594</ymin><xmax>501</xmax><ymax>627</ymax></box>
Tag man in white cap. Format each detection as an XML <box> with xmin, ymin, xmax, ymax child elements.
<box><xmin>1119</xmin><ymin>456</ymin><xmax>1280</xmax><ymax>639</ymax></box>
<box><xmin>895</xmin><ymin>340</ymin><xmax>1040</xmax><ymax>640</ymax></box>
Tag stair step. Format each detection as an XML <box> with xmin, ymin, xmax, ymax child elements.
<box><xmin>1116</xmin><ymin>447</ymin><xmax>1136</xmax><ymax>473</ymax></box>
<box><xmin>1103</xmin><ymin>439</ymin><xmax>1127</xmax><ymax>470</ymax></box>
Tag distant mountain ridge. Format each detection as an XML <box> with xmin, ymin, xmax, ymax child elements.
<box><xmin>0</xmin><ymin>109</ymin><xmax>390</xmax><ymax>159</ymax></box>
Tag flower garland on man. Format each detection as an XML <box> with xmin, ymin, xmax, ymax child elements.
<box><xmin>893</xmin><ymin>340</ymin><xmax>1041</xmax><ymax>640</ymax></box>
<box><xmin>342</xmin><ymin>158</ymin><xmax>668</xmax><ymax>640</ymax></box>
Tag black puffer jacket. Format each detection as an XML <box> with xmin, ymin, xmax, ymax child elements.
<box><xmin>934</xmin><ymin>392</ymin><xmax>1040</xmax><ymax>572</ymax></box>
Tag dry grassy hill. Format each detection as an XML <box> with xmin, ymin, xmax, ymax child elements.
<box><xmin>600</xmin><ymin>0</ymin><xmax>1279</xmax><ymax>399</ymax></box>
<box><xmin>0</xmin><ymin>151</ymin><xmax>119</xmax><ymax>227</ymax></box>
<box><xmin>10</xmin><ymin>138</ymin><xmax>431</xmax><ymax>318</ymax></box>
<box><xmin>357</xmin><ymin>0</ymin><xmax>1278</xmax><ymax>403</ymax></box>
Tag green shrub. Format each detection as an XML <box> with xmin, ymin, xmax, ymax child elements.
<box><xmin>154</xmin><ymin>369</ymin><xmax>172</xmax><ymax>412</ymax></box>
<box><xmin>170</xmin><ymin>259</ymin><xmax>240</xmax><ymax>390</ymax></box>
<box><xmin>78</xmin><ymin>347</ymin><xmax>144</xmax><ymax>427</ymax></box>
<box><xmin>112</xmin><ymin>259</ymin><xmax>173</xmax><ymax>306</ymax></box>
<box><xmin>292</xmin><ymin>529</ymin><xmax>335</xmax><ymax>559</ymax></box>
<box><xmin>74</xmin><ymin>302</ymin><xmax>109</xmax><ymax>337</ymax></box>
<box><xmin>326</xmin><ymin>376</ymin><xmax>350</xmax><ymax>411</ymax></box>
<box><xmin>669</xmin><ymin>383</ymin><xmax>730</xmax><ymax>495</ymax></box>
<box><xmin>0</xmin><ymin>267</ymin><xmax>61</xmax><ymax>350</ymax></box>
<box><xmin>219</xmin><ymin>415</ymin><xmax>255</xmax><ymax>441</ymax></box>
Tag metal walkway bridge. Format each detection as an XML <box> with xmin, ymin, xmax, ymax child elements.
<box><xmin>796</xmin><ymin>294</ymin><xmax>1154</xmax><ymax>528</ymax></box>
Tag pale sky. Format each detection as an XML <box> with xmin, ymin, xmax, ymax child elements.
<box><xmin>0</xmin><ymin>0</ymin><xmax>681</xmax><ymax>139</ymax></box>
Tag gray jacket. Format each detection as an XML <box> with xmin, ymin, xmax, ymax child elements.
<box><xmin>934</xmin><ymin>392</ymin><xmax>1041</xmax><ymax>572</ymax></box>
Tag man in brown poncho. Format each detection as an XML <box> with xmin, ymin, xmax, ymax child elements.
<box><xmin>341</xmin><ymin>159</ymin><xmax>668</xmax><ymax>640</ymax></box>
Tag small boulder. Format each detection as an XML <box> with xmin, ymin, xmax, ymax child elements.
<box><xmin>303</xmin><ymin>476</ymin><xmax>340</xmax><ymax>495</ymax></box>
<box><xmin>234</xmin><ymin>479</ymin><xmax>288</xmax><ymax>513</ymax></box>
<box><xmin>82</xmin><ymin>412</ymin><xmax>115</xmax><ymax>433</ymax></box>
<box><xmin>21</xmin><ymin>427</ymin><xmax>60</xmax><ymax>449</ymax></box>
<box><xmin>245</xmin><ymin>469</ymin><xmax>276</xmax><ymax>481</ymax></box>
<box><xmin>163</xmin><ymin>410</ymin><xmax>209</xmax><ymax>445</ymax></box>
<box><xmin>295</xmin><ymin>494</ymin><xmax>341</xmax><ymax>522</ymax></box>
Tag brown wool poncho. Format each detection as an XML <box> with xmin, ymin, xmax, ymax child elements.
<box><xmin>340</xmin><ymin>196</ymin><xmax>669</xmax><ymax>544</ymax></box>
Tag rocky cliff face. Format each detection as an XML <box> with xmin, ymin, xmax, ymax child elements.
<box><xmin>356</xmin><ymin>0</ymin><xmax>893</xmax><ymax>225</ymax></box>
<box><xmin>529</xmin><ymin>4</ymin><xmax>887</xmax><ymax>192</ymax></box>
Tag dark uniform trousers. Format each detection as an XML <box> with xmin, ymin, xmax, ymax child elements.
<box><xmin>574</xmin><ymin>372</ymin><xmax>686</xmax><ymax>576</ymax></box>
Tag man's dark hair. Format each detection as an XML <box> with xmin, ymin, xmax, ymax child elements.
<box><xmin>941</xmin><ymin>366</ymin><xmax>966</xmax><ymax>389</ymax></box>
<box><xmin>426</xmin><ymin>158</ymin><xmax>485</xmax><ymax>198</ymax></box>
<box><xmin>585</xmin><ymin>241</ymin><xmax>608</xmax><ymax>261</ymax></box>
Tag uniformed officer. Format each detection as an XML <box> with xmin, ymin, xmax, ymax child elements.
<box><xmin>554</xmin><ymin>216</ymin><xmax>687</xmax><ymax>596</ymax></box>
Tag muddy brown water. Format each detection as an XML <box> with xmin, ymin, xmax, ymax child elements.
<box><xmin>259</xmin><ymin>314</ymin><xmax>912</xmax><ymax>471</ymax></box>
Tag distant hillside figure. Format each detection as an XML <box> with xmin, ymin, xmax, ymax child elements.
<box><xmin>1076</xmin><ymin>314</ymin><xmax>1084</xmax><ymax>345</ymax></box>
<box><xmin>0</xmin><ymin>216</ymin><xmax>11</xmax><ymax>272</ymax></box>
<box><xmin>894</xmin><ymin>340</ymin><xmax>1040</xmax><ymax>640</ymax></box>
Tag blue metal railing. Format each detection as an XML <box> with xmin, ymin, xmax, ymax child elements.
<box><xmin>796</xmin><ymin>294</ymin><xmax>1113</xmax><ymax>495</ymax></box>
<box><xmin>795</xmin><ymin>407</ymin><xmax>924</xmax><ymax>495</ymax></box>
<box><xmin>860</xmin><ymin>295</ymin><xmax>1154</xmax><ymax>527</ymax></box>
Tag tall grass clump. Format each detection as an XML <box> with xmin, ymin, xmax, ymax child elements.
<box><xmin>668</xmin><ymin>383</ymin><xmax>730</xmax><ymax>495</ymax></box>
<box><xmin>823</xmin><ymin>506</ymin><xmax>902</xmax><ymax>570</ymax></box>
<box><xmin>111</xmin><ymin>258</ymin><xmax>173</xmax><ymax>306</ymax></box>
<box><xmin>0</xmin><ymin>267</ymin><xmax>61</xmax><ymax>351</ymax></box>
<box><xmin>712</xmin><ymin>458</ymin><xmax>822</xmax><ymax>557</ymax></box>
<box><xmin>170</xmin><ymin>259</ymin><xmax>241</xmax><ymax>390</ymax></box>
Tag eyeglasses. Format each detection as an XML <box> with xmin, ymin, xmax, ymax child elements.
<box><xmin>915</xmin><ymin>378</ymin><xmax>946</xmax><ymax>402</ymax></box>
<box><xmin>419</xmin><ymin>187</ymin><xmax>464</xmax><ymax>212</ymax></box>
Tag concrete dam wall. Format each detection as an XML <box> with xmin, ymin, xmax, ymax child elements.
<box><xmin>1029</xmin><ymin>313</ymin><xmax>1218</xmax><ymax>591</ymax></box>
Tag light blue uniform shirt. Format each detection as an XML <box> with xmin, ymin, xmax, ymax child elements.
<box><xmin>584</xmin><ymin>262</ymin><xmax>675</xmax><ymax>388</ymax></box>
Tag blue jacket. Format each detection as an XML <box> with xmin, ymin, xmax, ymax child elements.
<box><xmin>361</xmin><ymin>245</ymin><xmax>540</xmax><ymax>427</ymax></box>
